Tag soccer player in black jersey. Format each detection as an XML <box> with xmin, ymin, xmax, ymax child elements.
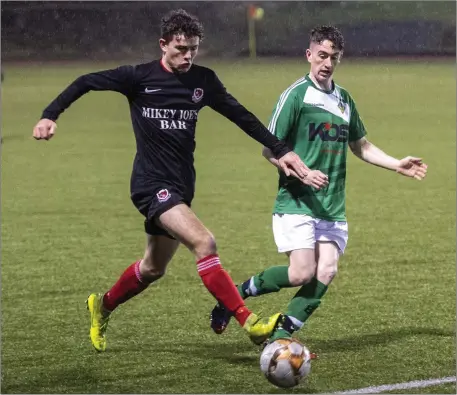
<box><xmin>32</xmin><ymin>9</ymin><xmax>328</xmax><ymax>352</ymax></box>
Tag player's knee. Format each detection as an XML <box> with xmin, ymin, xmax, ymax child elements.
<box><xmin>143</xmin><ymin>266</ymin><xmax>166</xmax><ymax>281</ymax></box>
<box><xmin>318</xmin><ymin>260</ymin><xmax>338</xmax><ymax>284</ymax></box>
<box><xmin>140</xmin><ymin>257</ymin><xmax>166</xmax><ymax>281</ymax></box>
<box><xmin>194</xmin><ymin>232</ymin><xmax>217</xmax><ymax>259</ymax></box>
<box><xmin>288</xmin><ymin>265</ymin><xmax>316</xmax><ymax>286</ymax></box>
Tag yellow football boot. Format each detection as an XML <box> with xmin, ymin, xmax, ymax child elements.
<box><xmin>86</xmin><ymin>293</ymin><xmax>110</xmax><ymax>352</ymax></box>
<box><xmin>243</xmin><ymin>312</ymin><xmax>283</xmax><ymax>345</ymax></box>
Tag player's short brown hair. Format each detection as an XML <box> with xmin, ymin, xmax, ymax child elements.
<box><xmin>310</xmin><ymin>25</ymin><xmax>344</xmax><ymax>51</ymax></box>
<box><xmin>161</xmin><ymin>9</ymin><xmax>204</xmax><ymax>43</ymax></box>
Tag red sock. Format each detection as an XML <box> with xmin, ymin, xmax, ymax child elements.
<box><xmin>103</xmin><ymin>260</ymin><xmax>150</xmax><ymax>312</ymax></box>
<box><xmin>197</xmin><ymin>254</ymin><xmax>252</xmax><ymax>326</ymax></box>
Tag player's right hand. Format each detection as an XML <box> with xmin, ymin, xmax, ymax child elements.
<box><xmin>302</xmin><ymin>170</ymin><xmax>329</xmax><ymax>190</ymax></box>
<box><xmin>33</xmin><ymin>118</ymin><xmax>57</xmax><ymax>140</ymax></box>
<box><xmin>288</xmin><ymin>169</ymin><xmax>329</xmax><ymax>190</ymax></box>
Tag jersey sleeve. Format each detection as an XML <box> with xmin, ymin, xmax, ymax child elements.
<box><xmin>205</xmin><ymin>70</ymin><xmax>291</xmax><ymax>158</ymax></box>
<box><xmin>41</xmin><ymin>65</ymin><xmax>136</xmax><ymax>121</ymax></box>
<box><xmin>348</xmin><ymin>96</ymin><xmax>367</xmax><ymax>142</ymax></box>
<box><xmin>268</xmin><ymin>89</ymin><xmax>298</xmax><ymax>140</ymax></box>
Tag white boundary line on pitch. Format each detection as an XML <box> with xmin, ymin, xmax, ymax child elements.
<box><xmin>332</xmin><ymin>376</ymin><xmax>456</xmax><ymax>394</ymax></box>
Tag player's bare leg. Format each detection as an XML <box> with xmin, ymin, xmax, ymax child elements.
<box><xmin>287</xmin><ymin>249</ymin><xmax>318</xmax><ymax>286</ymax></box>
<box><xmin>87</xmin><ymin>234</ymin><xmax>179</xmax><ymax>352</ymax></box>
<box><xmin>314</xmin><ymin>241</ymin><xmax>339</xmax><ymax>286</ymax></box>
<box><xmin>158</xmin><ymin>203</ymin><xmax>282</xmax><ymax>344</ymax></box>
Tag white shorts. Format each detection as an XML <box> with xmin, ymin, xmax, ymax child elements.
<box><xmin>272</xmin><ymin>213</ymin><xmax>348</xmax><ymax>254</ymax></box>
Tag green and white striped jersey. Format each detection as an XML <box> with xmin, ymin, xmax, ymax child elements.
<box><xmin>269</xmin><ymin>74</ymin><xmax>366</xmax><ymax>221</ymax></box>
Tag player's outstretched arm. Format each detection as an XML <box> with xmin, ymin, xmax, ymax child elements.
<box><xmin>349</xmin><ymin>137</ymin><xmax>428</xmax><ymax>180</ymax></box>
<box><xmin>262</xmin><ymin>147</ymin><xmax>329</xmax><ymax>190</ymax></box>
<box><xmin>32</xmin><ymin>66</ymin><xmax>135</xmax><ymax>140</ymax></box>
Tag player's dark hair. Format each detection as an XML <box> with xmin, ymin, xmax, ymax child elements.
<box><xmin>309</xmin><ymin>25</ymin><xmax>344</xmax><ymax>51</ymax></box>
<box><xmin>161</xmin><ymin>9</ymin><xmax>204</xmax><ymax>43</ymax></box>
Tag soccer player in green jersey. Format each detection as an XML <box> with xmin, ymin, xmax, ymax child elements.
<box><xmin>210</xmin><ymin>25</ymin><xmax>428</xmax><ymax>343</ymax></box>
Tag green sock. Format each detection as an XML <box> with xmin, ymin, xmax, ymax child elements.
<box><xmin>237</xmin><ymin>266</ymin><xmax>292</xmax><ymax>299</ymax></box>
<box><xmin>271</xmin><ymin>278</ymin><xmax>328</xmax><ymax>341</ymax></box>
<box><xmin>285</xmin><ymin>277</ymin><xmax>328</xmax><ymax>327</ymax></box>
<box><xmin>270</xmin><ymin>328</ymin><xmax>292</xmax><ymax>341</ymax></box>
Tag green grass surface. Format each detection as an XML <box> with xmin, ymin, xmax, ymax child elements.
<box><xmin>1</xmin><ymin>58</ymin><xmax>455</xmax><ymax>394</ymax></box>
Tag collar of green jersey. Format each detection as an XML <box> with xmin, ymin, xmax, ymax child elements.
<box><xmin>305</xmin><ymin>73</ymin><xmax>335</xmax><ymax>94</ymax></box>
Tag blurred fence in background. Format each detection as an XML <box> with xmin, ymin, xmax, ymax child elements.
<box><xmin>1</xmin><ymin>1</ymin><xmax>455</xmax><ymax>61</ymax></box>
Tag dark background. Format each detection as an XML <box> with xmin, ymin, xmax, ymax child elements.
<box><xmin>1</xmin><ymin>1</ymin><xmax>456</xmax><ymax>61</ymax></box>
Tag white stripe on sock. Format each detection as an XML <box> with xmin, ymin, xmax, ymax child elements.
<box><xmin>198</xmin><ymin>258</ymin><xmax>220</xmax><ymax>266</ymax></box>
<box><xmin>248</xmin><ymin>277</ymin><xmax>258</xmax><ymax>296</ymax></box>
<box><xmin>197</xmin><ymin>258</ymin><xmax>220</xmax><ymax>269</ymax></box>
<box><xmin>288</xmin><ymin>316</ymin><xmax>304</xmax><ymax>329</ymax></box>
<box><xmin>197</xmin><ymin>261</ymin><xmax>221</xmax><ymax>272</ymax></box>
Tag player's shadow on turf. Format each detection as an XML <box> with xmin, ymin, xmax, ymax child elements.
<box><xmin>2</xmin><ymin>366</ymin><xmax>98</xmax><ymax>393</ymax></box>
<box><xmin>268</xmin><ymin>386</ymin><xmax>319</xmax><ymax>394</ymax></box>
<box><xmin>308</xmin><ymin>327</ymin><xmax>454</xmax><ymax>352</ymax></box>
<box><xmin>194</xmin><ymin>327</ymin><xmax>453</xmax><ymax>364</ymax></box>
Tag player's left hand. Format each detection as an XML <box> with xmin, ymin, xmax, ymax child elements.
<box><xmin>278</xmin><ymin>152</ymin><xmax>310</xmax><ymax>179</ymax></box>
<box><xmin>32</xmin><ymin>118</ymin><xmax>57</xmax><ymax>141</ymax></box>
<box><xmin>396</xmin><ymin>156</ymin><xmax>428</xmax><ymax>180</ymax></box>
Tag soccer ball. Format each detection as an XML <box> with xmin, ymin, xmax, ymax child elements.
<box><xmin>260</xmin><ymin>338</ymin><xmax>311</xmax><ymax>388</ymax></box>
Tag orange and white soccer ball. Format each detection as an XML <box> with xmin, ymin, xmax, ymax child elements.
<box><xmin>260</xmin><ymin>338</ymin><xmax>311</xmax><ymax>388</ymax></box>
